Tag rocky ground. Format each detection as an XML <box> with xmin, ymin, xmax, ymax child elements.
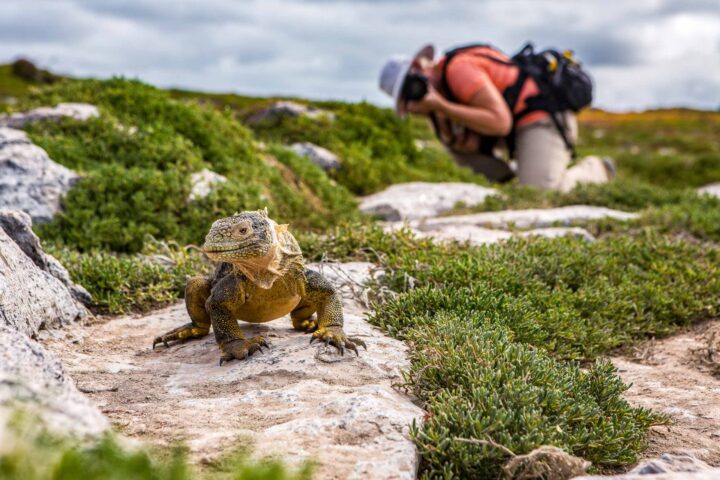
<box><xmin>610</xmin><ymin>320</ymin><xmax>720</xmax><ymax>466</ymax></box>
<box><xmin>41</xmin><ymin>262</ymin><xmax>424</xmax><ymax>480</ymax></box>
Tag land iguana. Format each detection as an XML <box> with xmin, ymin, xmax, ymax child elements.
<box><xmin>152</xmin><ymin>209</ymin><xmax>366</xmax><ymax>364</ymax></box>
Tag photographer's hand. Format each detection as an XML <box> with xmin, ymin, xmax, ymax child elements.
<box><xmin>405</xmin><ymin>85</ymin><xmax>445</xmax><ymax>115</ymax></box>
<box><xmin>410</xmin><ymin>83</ymin><xmax>512</xmax><ymax>137</ymax></box>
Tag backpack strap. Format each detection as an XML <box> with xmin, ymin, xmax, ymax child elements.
<box><xmin>438</xmin><ymin>43</ymin><xmax>578</xmax><ymax>159</ymax></box>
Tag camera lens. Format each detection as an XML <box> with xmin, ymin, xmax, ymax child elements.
<box><xmin>402</xmin><ymin>73</ymin><xmax>428</xmax><ymax>101</ymax></box>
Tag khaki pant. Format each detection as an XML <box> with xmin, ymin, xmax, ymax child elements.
<box><xmin>448</xmin><ymin>113</ymin><xmax>611</xmax><ymax>192</ymax></box>
<box><xmin>514</xmin><ymin>113</ymin><xmax>610</xmax><ymax>192</ymax></box>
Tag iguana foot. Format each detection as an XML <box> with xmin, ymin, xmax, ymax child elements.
<box><xmin>153</xmin><ymin>323</ymin><xmax>209</xmax><ymax>349</ymax></box>
<box><xmin>310</xmin><ymin>326</ymin><xmax>367</xmax><ymax>356</ymax></box>
<box><xmin>219</xmin><ymin>336</ymin><xmax>269</xmax><ymax>365</ymax></box>
<box><xmin>293</xmin><ymin>318</ymin><xmax>318</xmax><ymax>333</ymax></box>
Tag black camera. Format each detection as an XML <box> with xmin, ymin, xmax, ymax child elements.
<box><xmin>401</xmin><ymin>72</ymin><xmax>428</xmax><ymax>101</ymax></box>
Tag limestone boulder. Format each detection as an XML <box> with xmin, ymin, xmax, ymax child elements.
<box><xmin>630</xmin><ymin>454</ymin><xmax>712</xmax><ymax>474</ymax></box>
<box><xmin>188</xmin><ymin>168</ymin><xmax>228</xmax><ymax>201</ymax></box>
<box><xmin>0</xmin><ymin>220</ymin><xmax>88</xmax><ymax>337</ymax></box>
<box><xmin>0</xmin><ymin>102</ymin><xmax>99</xmax><ymax>128</ymax></box>
<box><xmin>360</xmin><ymin>182</ymin><xmax>499</xmax><ymax>221</ymax></box>
<box><xmin>575</xmin><ymin>453</ymin><xmax>719</xmax><ymax>479</ymax></box>
<box><xmin>0</xmin><ymin>209</ymin><xmax>91</xmax><ymax>305</ymax></box>
<box><xmin>0</xmin><ymin>324</ymin><xmax>108</xmax><ymax>442</ymax></box>
<box><xmin>408</xmin><ymin>205</ymin><xmax>637</xmax><ymax>230</ymax></box>
<box><xmin>289</xmin><ymin>142</ymin><xmax>341</xmax><ymax>171</ymax></box>
<box><xmin>574</xmin><ymin>472</ymin><xmax>720</xmax><ymax>480</ymax></box>
<box><xmin>407</xmin><ymin>224</ymin><xmax>595</xmax><ymax>246</ymax></box>
<box><xmin>0</xmin><ymin>127</ymin><xmax>79</xmax><ymax>222</ymax></box>
<box><xmin>245</xmin><ymin>101</ymin><xmax>334</xmax><ymax>125</ymax></box>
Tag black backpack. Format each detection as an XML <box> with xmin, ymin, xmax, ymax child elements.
<box><xmin>440</xmin><ymin>42</ymin><xmax>593</xmax><ymax>158</ymax></box>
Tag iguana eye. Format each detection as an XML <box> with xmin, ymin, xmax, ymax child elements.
<box><xmin>234</xmin><ymin>224</ymin><xmax>251</xmax><ymax>236</ymax></box>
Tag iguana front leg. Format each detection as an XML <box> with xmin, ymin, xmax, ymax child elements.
<box><xmin>153</xmin><ymin>276</ymin><xmax>212</xmax><ymax>349</ymax></box>
<box><xmin>298</xmin><ymin>270</ymin><xmax>367</xmax><ymax>356</ymax></box>
<box><xmin>208</xmin><ymin>274</ymin><xmax>267</xmax><ymax>365</ymax></box>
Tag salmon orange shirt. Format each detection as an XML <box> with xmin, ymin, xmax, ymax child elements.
<box><xmin>432</xmin><ymin>46</ymin><xmax>548</xmax><ymax>128</ymax></box>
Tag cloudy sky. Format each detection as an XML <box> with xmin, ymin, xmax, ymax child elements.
<box><xmin>2</xmin><ymin>0</ymin><xmax>719</xmax><ymax>110</ymax></box>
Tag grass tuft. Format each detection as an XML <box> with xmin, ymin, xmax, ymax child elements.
<box><xmin>0</xmin><ymin>414</ymin><xmax>313</xmax><ymax>480</ymax></box>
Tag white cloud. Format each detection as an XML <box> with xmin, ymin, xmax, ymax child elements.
<box><xmin>0</xmin><ymin>0</ymin><xmax>718</xmax><ymax>110</ymax></box>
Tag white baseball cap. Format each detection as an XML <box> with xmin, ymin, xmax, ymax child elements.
<box><xmin>378</xmin><ymin>44</ymin><xmax>435</xmax><ymax>115</ymax></box>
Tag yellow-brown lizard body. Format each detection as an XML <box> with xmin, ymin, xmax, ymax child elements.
<box><xmin>153</xmin><ymin>209</ymin><xmax>365</xmax><ymax>363</ymax></box>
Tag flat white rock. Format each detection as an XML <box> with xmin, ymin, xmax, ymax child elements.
<box><xmin>0</xmin><ymin>127</ymin><xmax>79</xmax><ymax>222</ymax></box>
<box><xmin>0</xmin><ymin>102</ymin><xmax>99</xmax><ymax>128</ymax></box>
<box><xmin>697</xmin><ymin>183</ymin><xmax>720</xmax><ymax>198</ymax></box>
<box><xmin>289</xmin><ymin>142</ymin><xmax>341</xmax><ymax>171</ymax></box>
<box><xmin>42</xmin><ymin>262</ymin><xmax>423</xmax><ymax>480</ymax></box>
<box><xmin>407</xmin><ymin>205</ymin><xmax>637</xmax><ymax>230</ymax></box>
<box><xmin>188</xmin><ymin>168</ymin><xmax>227</xmax><ymax>201</ymax></box>
<box><xmin>406</xmin><ymin>224</ymin><xmax>595</xmax><ymax>245</ymax></box>
<box><xmin>360</xmin><ymin>182</ymin><xmax>499</xmax><ymax>221</ymax></box>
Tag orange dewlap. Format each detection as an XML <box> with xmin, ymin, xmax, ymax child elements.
<box><xmin>432</xmin><ymin>46</ymin><xmax>548</xmax><ymax>128</ymax></box>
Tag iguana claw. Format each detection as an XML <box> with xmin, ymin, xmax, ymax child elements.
<box><xmin>219</xmin><ymin>336</ymin><xmax>268</xmax><ymax>365</ymax></box>
<box><xmin>310</xmin><ymin>327</ymin><xmax>366</xmax><ymax>356</ymax></box>
<box><xmin>153</xmin><ymin>322</ymin><xmax>209</xmax><ymax>350</ymax></box>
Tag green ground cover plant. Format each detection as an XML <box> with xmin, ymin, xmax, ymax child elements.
<box><xmin>181</xmin><ymin>92</ymin><xmax>482</xmax><ymax>195</ymax></box>
<box><xmin>302</xmin><ymin>225</ymin><xmax>720</xmax><ymax>476</ymax></box>
<box><xmin>0</xmin><ymin>60</ymin><xmax>55</xmax><ymax>100</ymax></box>
<box><xmin>1</xmin><ymin>414</ymin><xmax>312</xmax><ymax>480</ymax></box>
<box><xmin>46</xmin><ymin>238</ymin><xmax>212</xmax><ymax>314</ymax></box>
<box><xmin>17</xmin><ymin>77</ymin><xmax>358</xmax><ymax>252</ymax></box>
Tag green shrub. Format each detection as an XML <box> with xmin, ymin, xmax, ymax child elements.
<box><xmin>46</xmin><ymin>239</ymin><xmax>212</xmax><ymax>314</ymax></box>
<box><xmin>299</xmin><ymin>225</ymin><xmax>720</xmax><ymax>475</ymax></box>
<box><xmin>403</xmin><ymin>319</ymin><xmax>659</xmax><ymax>478</ymax></box>
<box><xmin>374</xmin><ymin>234</ymin><xmax>720</xmax><ymax>360</ymax></box>
<box><xmin>364</xmin><ymin>232</ymin><xmax>719</xmax><ymax>474</ymax></box>
<box><xmin>26</xmin><ymin>116</ymin><xmax>204</xmax><ymax>172</ymax></box>
<box><xmin>242</xmin><ymin>100</ymin><xmax>480</xmax><ymax>195</ymax></box>
<box><xmin>0</xmin><ymin>414</ymin><xmax>312</xmax><ymax>480</ymax></box>
<box><xmin>21</xmin><ymin>78</ymin><xmax>357</xmax><ymax>252</ymax></box>
<box><xmin>638</xmin><ymin>194</ymin><xmax>720</xmax><ymax>241</ymax></box>
<box><xmin>38</xmin><ymin>165</ymin><xmax>193</xmax><ymax>252</ymax></box>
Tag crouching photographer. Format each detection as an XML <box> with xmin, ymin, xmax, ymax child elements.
<box><xmin>379</xmin><ymin>43</ymin><xmax>615</xmax><ymax>191</ymax></box>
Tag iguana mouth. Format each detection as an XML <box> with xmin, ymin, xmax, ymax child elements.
<box><xmin>203</xmin><ymin>244</ymin><xmax>243</xmax><ymax>253</ymax></box>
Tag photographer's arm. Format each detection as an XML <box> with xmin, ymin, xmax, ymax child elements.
<box><xmin>407</xmin><ymin>83</ymin><xmax>512</xmax><ymax>137</ymax></box>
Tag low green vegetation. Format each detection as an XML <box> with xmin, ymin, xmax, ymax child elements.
<box><xmin>304</xmin><ymin>225</ymin><xmax>719</xmax><ymax>476</ymax></box>
<box><xmin>46</xmin><ymin>238</ymin><xmax>212</xmax><ymax>314</ymax></box>
<box><xmin>12</xmin><ymin>75</ymin><xmax>481</xmax><ymax>252</ymax></box>
<box><xmin>19</xmin><ymin>77</ymin><xmax>358</xmax><ymax>252</ymax></box>
<box><xmin>580</xmin><ymin>109</ymin><xmax>720</xmax><ymax>189</ymax></box>
<box><xmin>239</xmin><ymin>100</ymin><xmax>480</xmax><ymax>195</ymax></box>
<box><xmin>0</xmin><ymin>59</ymin><xmax>57</xmax><ymax>100</ymax></box>
<box><xmin>1</xmin><ymin>415</ymin><xmax>312</xmax><ymax>480</ymax></box>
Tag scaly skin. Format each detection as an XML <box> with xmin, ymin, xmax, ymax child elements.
<box><xmin>152</xmin><ymin>209</ymin><xmax>366</xmax><ymax>364</ymax></box>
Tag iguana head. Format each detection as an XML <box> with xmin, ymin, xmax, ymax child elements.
<box><xmin>203</xmin><ymin>209</ymin><xmax>303</xmax><ymax>288</ymax></box>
